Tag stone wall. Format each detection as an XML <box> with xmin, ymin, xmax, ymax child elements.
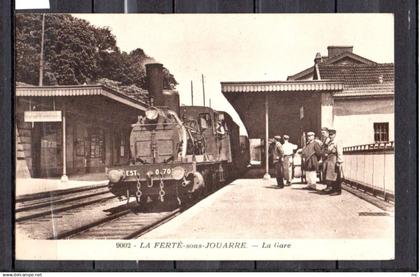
<box><xmin>16</xmin><ymin>103</ymin><xmax>33</xmax><ymax>178</ymax></box>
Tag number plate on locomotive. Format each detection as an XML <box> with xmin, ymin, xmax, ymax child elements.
<box><xmin>125</xmin><ymin>168</ymin><xmax>173</xmax><ymax>177</ymax></box>
<box><xmin>154</xmin><ymin>168</ymin><xmax>172</xmax><ymax>175</ymax></box>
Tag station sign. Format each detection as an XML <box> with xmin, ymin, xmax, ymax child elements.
<box><xmin>24</xmin><ymin>111</ymin><xmax>62</xmax><ymax>122</ymax></box>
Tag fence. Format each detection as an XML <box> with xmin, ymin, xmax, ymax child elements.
<box><xmin>342</xmin><ymin>141</ymin><xmax>394</xmax><ymax>202</ymax></box>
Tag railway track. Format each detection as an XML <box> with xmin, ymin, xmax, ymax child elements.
<box><xmin>54</xmin><ymin>208</ymin><xmax>180</xmax><ymax>239</ymax></box>
<box><xmin>16</xmin><ymin>183</ymin><xmax>182</xmax><ymax>239</ymax></box>
<box><xmin>16</xmin><ymin>185</ymin><xmax>117</xmax><ymax>222</ymax></box>
<box><xmin>51</xmin><ymin>180</ymin><xmax>229</xmax><ymax>239</ymax></box>
<box><xmin>17</xmin><ymin>179</ymin><xmax>220</xmax><ymax>240</ymax></box>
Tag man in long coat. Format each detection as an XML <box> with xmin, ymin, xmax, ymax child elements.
<box><xmin>273</xmin><ymin>136</ymin><xmax>284</xmax><ymax>188</ymax></box>
<box><xmin>319</xmin><ymin>127</ymin><xmax>332</xmax><ymax>193</ymax></box>
<box><xmin>301</xmin><ymin>132</ymin><xmax>321</xmax><ymax>190</ymax></box>
<box><xmin>323</xmin><ymin>129</ymin><xmax>344</xmax><ymax>196</ymax></box>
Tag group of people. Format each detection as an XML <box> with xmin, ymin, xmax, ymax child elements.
<box><xmin>272</xmin><ymin>127</ymin><xmax>344</xmax><ymax>196</ymax></box>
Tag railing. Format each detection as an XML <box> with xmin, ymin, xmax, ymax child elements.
<box><xmin>342</xmin><ymin>141</ymin><xmax>394</xmax><ymax>202</ymax></box>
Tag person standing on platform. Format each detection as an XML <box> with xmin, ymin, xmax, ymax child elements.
<box><xmin>324</xmin><ymin>129</ymin><xmax>344</xmax><ymax>196</ymax></box>
<box><xmin>282</xmin><ymin>134</ymin><xmax>297</xmax><ymax>186</ymax></box>
<box><xmin>301</xmin><ymin>132</ymin><xmax>321</xmax><ymax>190</ymax></box>
<box><xmin>319</xmin><ymin>127</ymin><xmax>332</xmax><ymax>193</ymax></box>
<box><xmin>216</xmin><ymin>118</ymin><xmax>226</xmax><ymax>160</ymax></box>
<box><xmin>273</xmin><ymin>135</ymin><xmax>284</xmax><ymax>188</ymax></box>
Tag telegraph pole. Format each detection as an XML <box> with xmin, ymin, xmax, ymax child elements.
<box><xmin>39</xmin><ymin>13</ymin><xmax>45</xmax><ymax>86</ymax></box>
<box><xmin>209</xmin><ymin>98</ymin><xmax>211</xmax><ymax>108</ymax></box>
<box><xmin>201</xmin><ymin>74</ymin><xmax>206</xmax><ymax>107</ymax></box>
<box><xmin>191</xmin><ymin>80</ymin><xmax>194</xmax><ymax>105</ymax></box>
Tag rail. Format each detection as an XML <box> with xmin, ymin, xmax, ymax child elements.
<box><xmin>342</xmin><ymin>141</ymin><xmax>394</xmax><ymax>202</ymax></box>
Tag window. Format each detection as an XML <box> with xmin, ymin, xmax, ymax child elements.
<box><xmin>374</xmin><ymin>123</ymin><xmax>389</xmax><ymax>142</ymax></box>
<box><xmin>198</xmin><ymin>113</ymin><xmax>212</xmax><ymax>132</ymax></box>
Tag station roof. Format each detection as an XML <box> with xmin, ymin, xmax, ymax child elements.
<box><xmin>287</xmin><ymin>49</ymin><xmax>376</xmax><ymax>81</ymax></box>
<box><xmin>16</xmin><ymin>84</ymin><xmax>149</xmax><ymax>111</ymax></box>
<box><xmin>221</xmin><ymin>80</ymin><xmax>343</xmax><ymax>94</ymax></box>
<box><xmin>318</xmin><ymin>63</ymin><xmax>394</xmax><ymax>98</ymax></box>
<box><xmin>318</xmin><ymin>63</ymin><xmax>393</xmax><ymax>85</ymax></box>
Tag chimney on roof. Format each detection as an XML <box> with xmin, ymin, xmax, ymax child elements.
<box><xmin>314</xmin><ymin>52</ymin><xmax>322</xmax><ymax>64</ymax></box>
<box><xmin>327</xmin><ymin>46</ymin><xmax>353</xmax><ymax>58</ymax></box>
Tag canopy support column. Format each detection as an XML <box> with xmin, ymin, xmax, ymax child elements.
<box><xmin>61</xmin><ymin>104</ymin><xmax>68</xmax><ymax>182</ymax></box>
<box><xmin>320</xmin><ymin>92</ymin><xmax>334</xmax><ymax>128</ymax></box>
<box><xmin>263</xmin><ymin>93</ymin><xmax>271</xmax><ymax>180</ymax></box>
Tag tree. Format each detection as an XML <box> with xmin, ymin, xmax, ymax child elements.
<box><xmin>15</xmin><ymin>14</ymin><xmax>178</xmax><ymax>92</ymax></box>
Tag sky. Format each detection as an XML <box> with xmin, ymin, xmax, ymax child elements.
<box><xmin>74</xmin><ymin>14</ymin><xmax>394</xmax><ymax>135</ymax></box>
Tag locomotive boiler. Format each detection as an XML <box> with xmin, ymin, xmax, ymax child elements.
<box><xmin>106</xmin><ymin>63</ymin><xmax>248</xmax><ymax>207</ymax></box>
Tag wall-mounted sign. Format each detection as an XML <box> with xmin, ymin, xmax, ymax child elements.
<box><xmin>24</xmin><ymin>111</ymin><xmax>62</xmax><ymax>122</ymax></box>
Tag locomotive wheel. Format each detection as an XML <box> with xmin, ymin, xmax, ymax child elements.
<box><xmin>178</xmin><ymin>193</ymin><xmax>190</xmax><ymax>208</ymax></box>
<box><xmin>192</xmin><ymin>186</ymin><xmax>204</xmax><ymax>203</ymax></box>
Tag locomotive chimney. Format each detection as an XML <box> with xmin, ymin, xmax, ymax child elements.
<box><xmin>146</xmin><ymin>63</ymin><xmax>180</xmax><ymax>115</ymax></box>
<box><xmin>146</xmin><ymin>63</ymin><xmax>165</xmax><ymax>107</ymax></box>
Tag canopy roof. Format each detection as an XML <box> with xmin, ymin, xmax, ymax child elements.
<box><xmin>221</xmin><ymin>80</ymin><xmax>343</xmax><ymax>139</ymax></box>
<box><xmin>16</xmin><ymin>85</ymin><xmax>149</xmax><ymax>112</ymax></box>
<box><xmin>221</xmin><ymin>80</ymin><xmax>343</xmax><ymax>94</ymax></box>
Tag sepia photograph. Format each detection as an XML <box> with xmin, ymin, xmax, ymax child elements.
<box><xmin>15</xmin><ymin>13</ymin><xmax>394</xmax><ymax>260</ymax></box>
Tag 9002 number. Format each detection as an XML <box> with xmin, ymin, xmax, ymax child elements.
<box><xmin>155</xmin><ymin>168</ymin><xmax>172</xmax><ymax>175</ymax></box>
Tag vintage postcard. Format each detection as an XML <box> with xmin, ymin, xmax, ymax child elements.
<box><xmin>15</xmin><ymin>13</ymin><xmax>394</xmax><ymax>260</ymax></box>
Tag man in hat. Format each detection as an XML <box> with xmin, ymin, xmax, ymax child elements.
<box><xmin>282</xmin><ymin>134</ymin><xmax>297</xmax><ymax>186</ymax></box>
<box><xmin>273</xmin><ymin>135</ymin><xmax>284</xmax><ymax>188</ymax></box>
<box><xmin>319</xmin><ymin>127</ymin><xmax>332</xmax><ymax>193</ymax></box>
<box><xmin>301</xmin><ymin>131</ymin><xmax>322</xmax><ymax>190</ymax></box>
<box><xmin>323</xmin><ymin>129</ymin><xmax>344</xmax><ymax>196</ymax></box>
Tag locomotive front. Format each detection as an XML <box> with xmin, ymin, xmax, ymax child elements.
<box><xmin>106</xmin><ymin>63</ymin><xmax>204</xmax><ymax>206</ymax></box>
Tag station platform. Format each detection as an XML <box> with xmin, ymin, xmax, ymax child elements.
<box><xmin>16</xmin><ymin>172</ymin><xmax>108</xmax><ymax>197</ymax></box>
<box><xmin>143</xmin><ymin>178</ymin><xmax>394</xmax><ymax>240</ymax></box>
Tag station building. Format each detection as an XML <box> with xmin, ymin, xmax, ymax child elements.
<box><xmin>15</xmin><ymin>85</ymin><xmax>148</xmax><ymax>179</ymax></box>
<box><xmin>221</xmin><ymin>46</ymin><xmax>394</xmax><ymax>172</ymax></box>
<box><xmin>287</xmin><ymin>46</ymin><xmax>394</xmax><ymax>147</ymax></box>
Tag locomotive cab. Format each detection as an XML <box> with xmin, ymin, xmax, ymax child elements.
<box><xmin>183</xmin><ymin>117</ymin><xmax>207</xmax><ymax>155</ymax></box>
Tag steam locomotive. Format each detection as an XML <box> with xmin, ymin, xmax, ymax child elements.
<box><xmin>106</xmin><ymin>63</ymin><xmax>249</xmax><ymax>207</ymax></box>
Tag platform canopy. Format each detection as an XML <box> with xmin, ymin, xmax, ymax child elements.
<box><xmin>222</xmin><ymin>80</ymin><xmax>343</xmax><ymax>179</ymax></box>
<box><xmin>222</xmin><ymin>81</ymin><xmax>342</xmax><ymax>94</ymax></box>
<box><xmin>16</xmin><ymin>85</ymin><xmax>149</xmax><ymax>110</ymax></box>
<box><xmin>16</xmin><ymin>85</ymin><xmax>150</xmax><ymax>125</ymax></box>
<box><xmin>221</xmin><ymin>80</ymin><xmax>343</xmax><ymax>140</ymax></box>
